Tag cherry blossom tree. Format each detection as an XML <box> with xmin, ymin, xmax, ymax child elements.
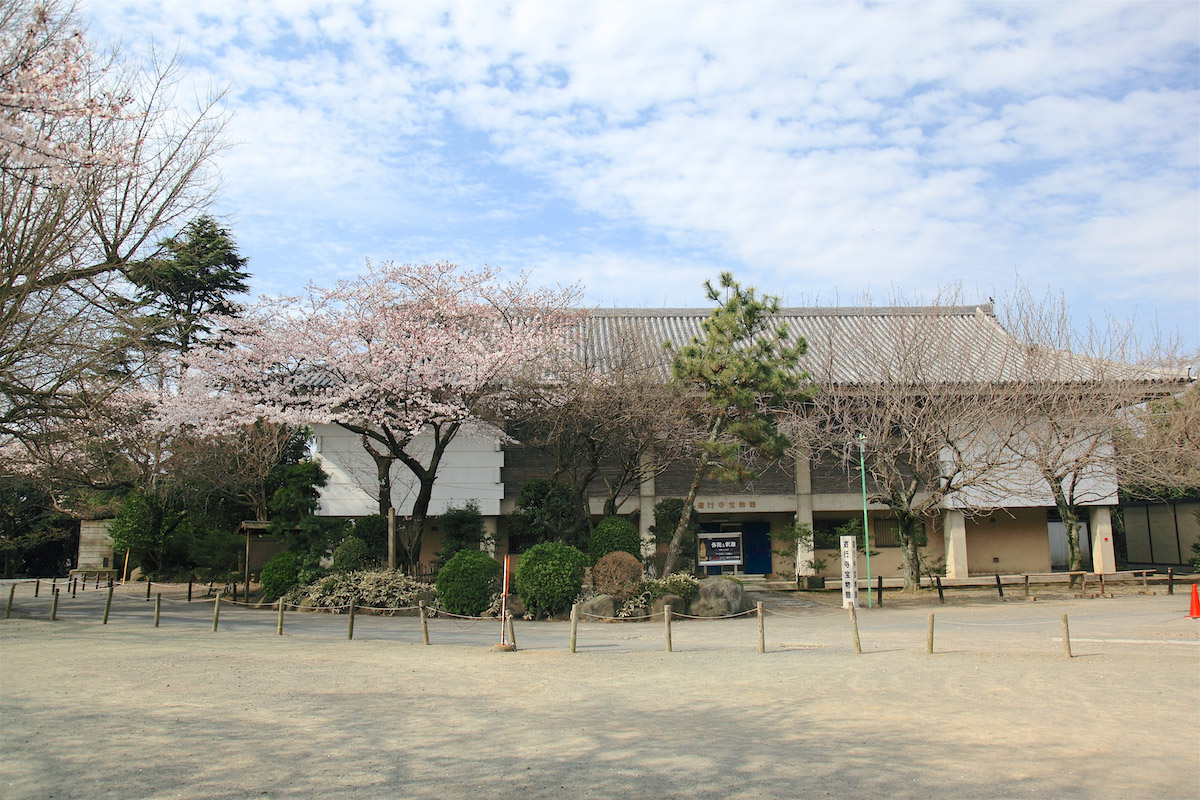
<box><xmin>178</xmin><ymin>260</ymin><xmax>582</xmax><ymax>570</ymax></box>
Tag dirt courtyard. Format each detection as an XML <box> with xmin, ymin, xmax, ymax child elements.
<box><xmin>2</xmin><ymin>589</ymin><xmax>1197</xmax><ymax>799</ymax></box>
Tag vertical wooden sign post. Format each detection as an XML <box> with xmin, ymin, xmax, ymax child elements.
<box><xmin>840</xmin><ymin>535</ymin><xmax>859</xmax><ymax>609</ymax></box>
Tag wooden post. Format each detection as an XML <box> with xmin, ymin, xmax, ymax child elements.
<box><xmin>1024</xmin><ymin>574</ymin><xmax>1030</xmax><ymax>598</ymax></box>
<box><xmin>757</xmin><ymin>601</ymin><xmax>765</xmax><ymax>654</ymax></box>
<box><xmin>347</xmin><ymin>598</ymin><xmax>356</xmax><ymax>640</ymax></box>
<box><xmin>187</xmin><ymin>580</ymin><xmax>193</xmax><ymax>602</ymax></box>
<box><xmin>72</xmin><ymin>578</ymin><xmax>77</xmax><ymax>598</ymax></box>
<box><xmin>50</xmin><ymin>588</ymin><xmax>59</xmax><ymax>621</ymax></box>
<box><xmin>848</xmin><ymin>605</ymin><xmax>862</xmax><ymax>655</ymax></box>
<box><xmin>277</xmin><ymin>600</ymin><xmax>285</xmax><ymax>635</ymax></box>
<box><xmin>154</xmin><ymin>593</ymin><xmax>161</xmax><ymax>627</ymax></box>
<box><xmin>1061</xmin><ymin>613</ymin><xmax>1072</xmax><ymax>658</ymax></box>
<box><xmin>1168</xmin><ymin>568</ymin><xmax>1174</xmax><ymax>595</ymax></box>
<box><xmin>103</xmin><ymin>584</ymin><xmax>113</xmax><ymax>624</ymax></box>
<box><xmin>935</xmin><ymin>575</ymin><xmax>945</xmax><ymax>605</ymax></box>
<box><xmin>1141</xmin><ymin>571</ymin><xmax>1148</xmax><ymax>591</ymax></box>
<box><xmin>419</xmin><ymin>600</ymin><xmax>429</xmax><ymax>645</ymax></box>
<box><xmin>994</xmin><ymin>573</ymin><xmax>1004</xmax><ymax>598</ymax></box>
<box><xmin>876</xmin><ymin>575</ymin><xmax>883</xmax><ymax>607</ymax></box>
<box><xmin>1098</xmin><ymin>573</ymin><xmax>1106</xmax><ymax>595</ymax></box>
<box><xmin>5</xmin><ymin>584</ymin><xmax>14</xmax><ymax>619</ymax></box>
<box><xmin>664</xmin><ymin>604</ymin><xmax>673</xmax><ymax>652</ymax></box>
<box><xmin>212</xmin><ymin>591</ymin><xmax>221</xmax><ymax>632</ymax></box>
<box><xmin>146</xmin><ymin>579</ymin><xmax>152</xmax><ymax>601</ymax></box>
<box><xmin>122</xmin><ymin>549</ymin><xmax>130</xmax><ymax>584</ymax></box>
<box><xmin>34</xmin><ymin>578</ymin><xmax>39</xmax><ymax>598</ymax></box>
<box><xmin>506</xmin><ymin>613</ymin><xmax>517</xmax><ymax>649</ymax></box>
<box><xmin>569</xmin><ymin>603</ymin><xmax>578</xmax><ymax>654</ymax></box>
<box><xmin>1079</xmin><ymin>573</ymin><xmax>1087</xmax><ymax>595</ymax></box>
<box><xmin>926</xmin><ymin>613</ymin><xmax>935</xmax><ymax>655</ymax></box>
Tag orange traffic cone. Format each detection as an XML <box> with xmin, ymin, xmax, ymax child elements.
<box><xmin>1190</xmin><ymin>583</ymin><xmax>1200</xmax><ymax>619</ymax></box>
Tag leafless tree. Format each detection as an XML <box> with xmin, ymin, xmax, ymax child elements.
<box><xmin>994</xmin><ymin>290</ymin><xmax>1194</xmax><ymax>571</ymax></box>
<box><xmin>511</xmin><ymin>317</ymin><xmax>692</xmax><ymax>529</ymax></box>
<box><xmin>787</xmin><ymin>292</ymin><xmax>1021</xmax><ymax>590</ymax></box>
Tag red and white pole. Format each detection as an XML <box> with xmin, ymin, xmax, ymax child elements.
<box><xmin>499</xmin><ymin>554</ymin><xmax>510</xmax><ymax>645</ymax></box>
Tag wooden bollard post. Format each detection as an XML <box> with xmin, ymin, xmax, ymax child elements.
<box><xmin>848</xmin><ymin>605</ymin><xmax>863</xmax><ymax>655</ymax></box>
<box><xmin>926</xmin><ymin>613</ymin><xmax>935</xmax><ymax>655</ymax></box>
<box><xmin>103</xmin><ymin>584</ymin><xmax>113</xmax><ymax>624</ymax></box>
<box><xmin>34</xmin><ymin>578</ymin><xmax>40</xmax><ymax>598</ymax></box>
<box><xmin>50</xmin><ymin>588</ymin><xmax>59</xmax><ymax>621</ymax></box>
<box><xmin>187</xmin><ymin>580</ymin><xmax>193</xmax><ymax>602</ymax></box>
<box><xmin>569</xmin><ymin>604</ymin><xmax>578</xmax><ymax>653</ymax></box>
<box><xmin>1167</xmin><ymin>568</ymin><xmax>1174</xmax><ymax>595</ymax></box>
<box><xmin>1024</xmin><ymin>574</ymin><xmax>1030</xmax><ymax>598</ymax></box>
<box><xmin>146</xmin><ymin>579</ymin><xmax>152</xmax><ymax>601</ymax></box>
<box><xmin>419</xmin><ymin>600</ymin><xmax>430</xmax><ymax>645</ymax></box>
<box><xmin>5</xmin><ymin>583</ymin><xmax>14</xmax><ymax>619</ymax></box>
<box><xmin>211</xmin><ymin>591</ymin><xmax>221</xmax><ymax>632</ymax></box>
<box><xmin>876</xmin><ymin>575</ymin><xmax>884</xmax><ymax>607</ymax></box>
<box><xmin>347</xmin><ymin>599</ymin><xmax>356</xmax><ymax>640</ymax></box>
<box><xmin>51</xmin><ymin>578</ymin><xmax>56</xmax><ymax>594</ymax></box>
<box><xmin>154</xmin><ymin>593</ymin><xmax>161</xmax><ymax>627</ymax></box>
<box><xmin>1141</xmin><ymin>571</ymin><xmax>1148</xmax><ymax>591</ymax></box>
<box><xmin>1079</xmin><ymin>573</ymin><xmax>1087</xmax><ymax>595</ymax></box>
<box><xmin>72</xmin><ymin>578</ymin><xmax>77</xmax><ymax>598</ymax></box>
<box><xmin>1098</xmin><ymin>573</ymin><xmax>1106</xmax><ymax>595</ymax></box>
<box><xmin>506</xmin><ymin>613</ymin><xmax>517</xmax><ymax>649</ymax></box>
<box><xmin>994</xmin><ymin>573</ymin><xmax>1004</xmax><ymax>598</ymax></box>
<box><xmin>664</xmin><ymin>604</ymin><xmax>673</xmax><ymax>652</ymax></box>
<box><xmin>1061</xmin><ymin>613</ymin><xmax>1072</xmax><ymax>659</ymax></box>
<box><xmin>935</xmin><ymin>575</ymin><xmax>945</xmax><ymax>605</ymax></box>
<box><xmin>277</xmin><ymin>600</ymin><xmax>285</xmax><ymax>635</ymax></box>
<box><xmin>757</xmin><ymin>601</ymin><xmax>765</xmax><ymax>654</ymax></box>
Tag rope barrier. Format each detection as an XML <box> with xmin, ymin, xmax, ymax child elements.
<box><xmin>672</xmin><ymin>608</ymin><xmax>759</xmax><ymax>620</ymax></box>
<box><xmin>762</xmin><ymin>605</ymin><xmax>848</xmax><ymax>619</ymax></box>
<box><xmin>578</xmin><ymin>610</ymin><xmax>655</xmax><ymax>621</ymax></box>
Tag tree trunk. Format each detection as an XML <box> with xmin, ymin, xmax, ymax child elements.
<box><xmin>663</xmin><ymin>460</ymin><xmax>706</xmax><ymax>576</ymax></box>
<box><xmin>1047</xmin><ymin>478</ymin><xmax>1082</xmax><ymax>576</ymax></box>
<box><xmin>897</xmin><ymin>513</ymin><xmax>922</xmax><ymax>591</ymax></box>
<box><xmin>394</xmin><ymin>422</ymin><xmax>458</xmax><ymax>574</ymax></box>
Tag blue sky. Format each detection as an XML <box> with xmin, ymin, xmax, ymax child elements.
<box><xmin>87</xmin><ymin>1</ymin><xmax>1199</xmax><ymax>351</ymax></box>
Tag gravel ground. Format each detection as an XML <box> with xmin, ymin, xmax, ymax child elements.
<box><xmin>1</xmin><ymin>583</ymin><xmax>1197</xmax><ymax>799</ymax></box>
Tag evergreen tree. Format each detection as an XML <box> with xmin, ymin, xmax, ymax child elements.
<box><xmin>661</xmin><ymin>273</ymin><xmax>812</xmax><ymax>574</ymax></box>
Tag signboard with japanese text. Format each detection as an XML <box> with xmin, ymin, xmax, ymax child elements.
<box><xmin>698</xmin><ymin>533</ymin><xmax>743</xmax><ymax>567</ymax></box>
<box><xmin>840</xmin><ymin>535</ymin><xmax>859</xmax><ymax>608</ymax></box>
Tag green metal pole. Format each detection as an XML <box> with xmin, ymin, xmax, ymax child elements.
<box><xmin>858</xmin><ymin>434</ymin><xmax>872</xmax><ymax>609</ymax></box>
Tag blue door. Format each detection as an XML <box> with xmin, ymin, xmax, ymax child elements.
<box><xmin>743</xmin><ymin>521</ymin><xmax>772</xmax><ymax>574</ymax></box>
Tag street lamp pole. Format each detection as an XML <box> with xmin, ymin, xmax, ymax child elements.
<box><xmin>857</xmin><ymin>434</ymin><xmax>872</xmax><ymax>608</ymax></box>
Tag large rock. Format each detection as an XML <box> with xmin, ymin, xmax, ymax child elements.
<box><xmin>688</xmin><ymin>577</ymin><xmax>752</xmax><ymax>617</ymax></box>
<box><xmin>649</xmin><ymin>594</ymin><xmax>687</xmax><ymax>618</ymax></box>
<box><xmin>576</xmin><ymin>594</ymin><xmax>617</xmax><ymax>621</ymax></box>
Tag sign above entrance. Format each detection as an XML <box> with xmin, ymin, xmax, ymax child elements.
<box><xmin>698</xmin><ymin>533</ymin><xmax>743</xmax><ymax>567</ymax></box>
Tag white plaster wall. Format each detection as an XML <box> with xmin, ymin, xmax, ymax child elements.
<box><xmin>313</xmin><ymin>423</ymin><xmax>505</xmax><ymax>517</ymax></box>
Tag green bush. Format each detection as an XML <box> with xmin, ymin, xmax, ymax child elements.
<box><xmin>514</xmin><ymin>541</ymin><xmax>588</xmax><ymax>618</ymax></box>
<box><xmin>352</xmin><ymin>515</ymin><xmax>389</xmax><ymax>561</ymax></box>
<box><xmin>435</xmin><ymin>549</ymin><xmax>501</xmax><ymax>616</ymax></box>
<box><xmin>592</xmin><ymin>551</ymin><xmax>644</xmax><ymax>600</ymax></box>
<box><xmin>261</xmin><ymin>552</ymin><xmax>301</xmax><ymax>601</ymax></box>
<box><xmin>435</xmin><ymin>501</ymin><xmax>490</xmax><ymax>566</ymax></box>
<box><xmin>331</xmin><ymin>536</ymin><xmax>374</xmax><ymax>573</ymax></box>
<box><xmin>590</xmin><ymin>516</ymin><xmax>641</xmax><ymax>564</ymax></box>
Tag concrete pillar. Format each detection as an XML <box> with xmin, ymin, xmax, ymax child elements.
<box><xmin>638</xmin><ymin>462</ymin><xmax>657</xmax><ymax>562</ymax></box>
<box><xmin>945</xmin><ymin>510</ymin><xmax>969</xmax><ymax>578</ymax></box>
<box><xmin>480</xmin><ymin>517</ymin><xmax>498</xmax><ymax>556</ymax></box>
<box><xmin>794</xmin><ymin>450</ymin><xmax>815</xmax><ymax>578</ymax></box>
<box><xmin>1089</xmin><ymin>507</ymin><xmax>1117</xmax><ymax>574</ymax></box>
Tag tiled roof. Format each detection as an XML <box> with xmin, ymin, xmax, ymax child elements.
<box><xmin>578</xmin><ymin>305</ymin><xmax>1181</xmax><ymax>386</ymax></box>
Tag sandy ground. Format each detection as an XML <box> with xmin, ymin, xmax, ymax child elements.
<box><xmin>1</xmin><ymin>584</ymin><xmax>1197</xmax><ymax>800</ymax></box>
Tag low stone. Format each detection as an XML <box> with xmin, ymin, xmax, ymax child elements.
<box><xmin>576</xmin><ymin>594</ymin><xmax>616</xmax><ymax>621</ymax></box>
<box><xmin>688</xmin><ymin>576</ymin><xmax>752</xmax><ymax>617</ymax></box>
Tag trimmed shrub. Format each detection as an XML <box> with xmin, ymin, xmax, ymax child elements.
<box><xmin>514</xmin><ymin>541</ymin><xmax>588</xmax><ymax>618</ymax></box>
<box><xmin>590</xmin><ymin>516</ymin><xmax>641</xmax><ymax>564</ymax></box>
<box><xmin>592</xmin><ymin>551</ymin><xmax>644</xmax><ymax>600</ymax></box>
<box><xmin>261</xmin><ymin>552</ymin><xmax>301</xmax><ymax>601</ymax></box>
<box><xmin>283</xmin><ymin>570</ymin><xmax>432</xmax><ymax>615</ymax></box>
<box><xmin>435</xmin><ymin>549</ymin><xmax>501</xmax><ymax>616</ymax></box>
<box><xmin>352</xmin><ymin>515</ymin><xmax>389</xmax><ymax>561</ymax></box>
<box><xmin>331</xmin><ymin>536</ymin><xmax>374</xmax><ymax>573</ymax></box>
